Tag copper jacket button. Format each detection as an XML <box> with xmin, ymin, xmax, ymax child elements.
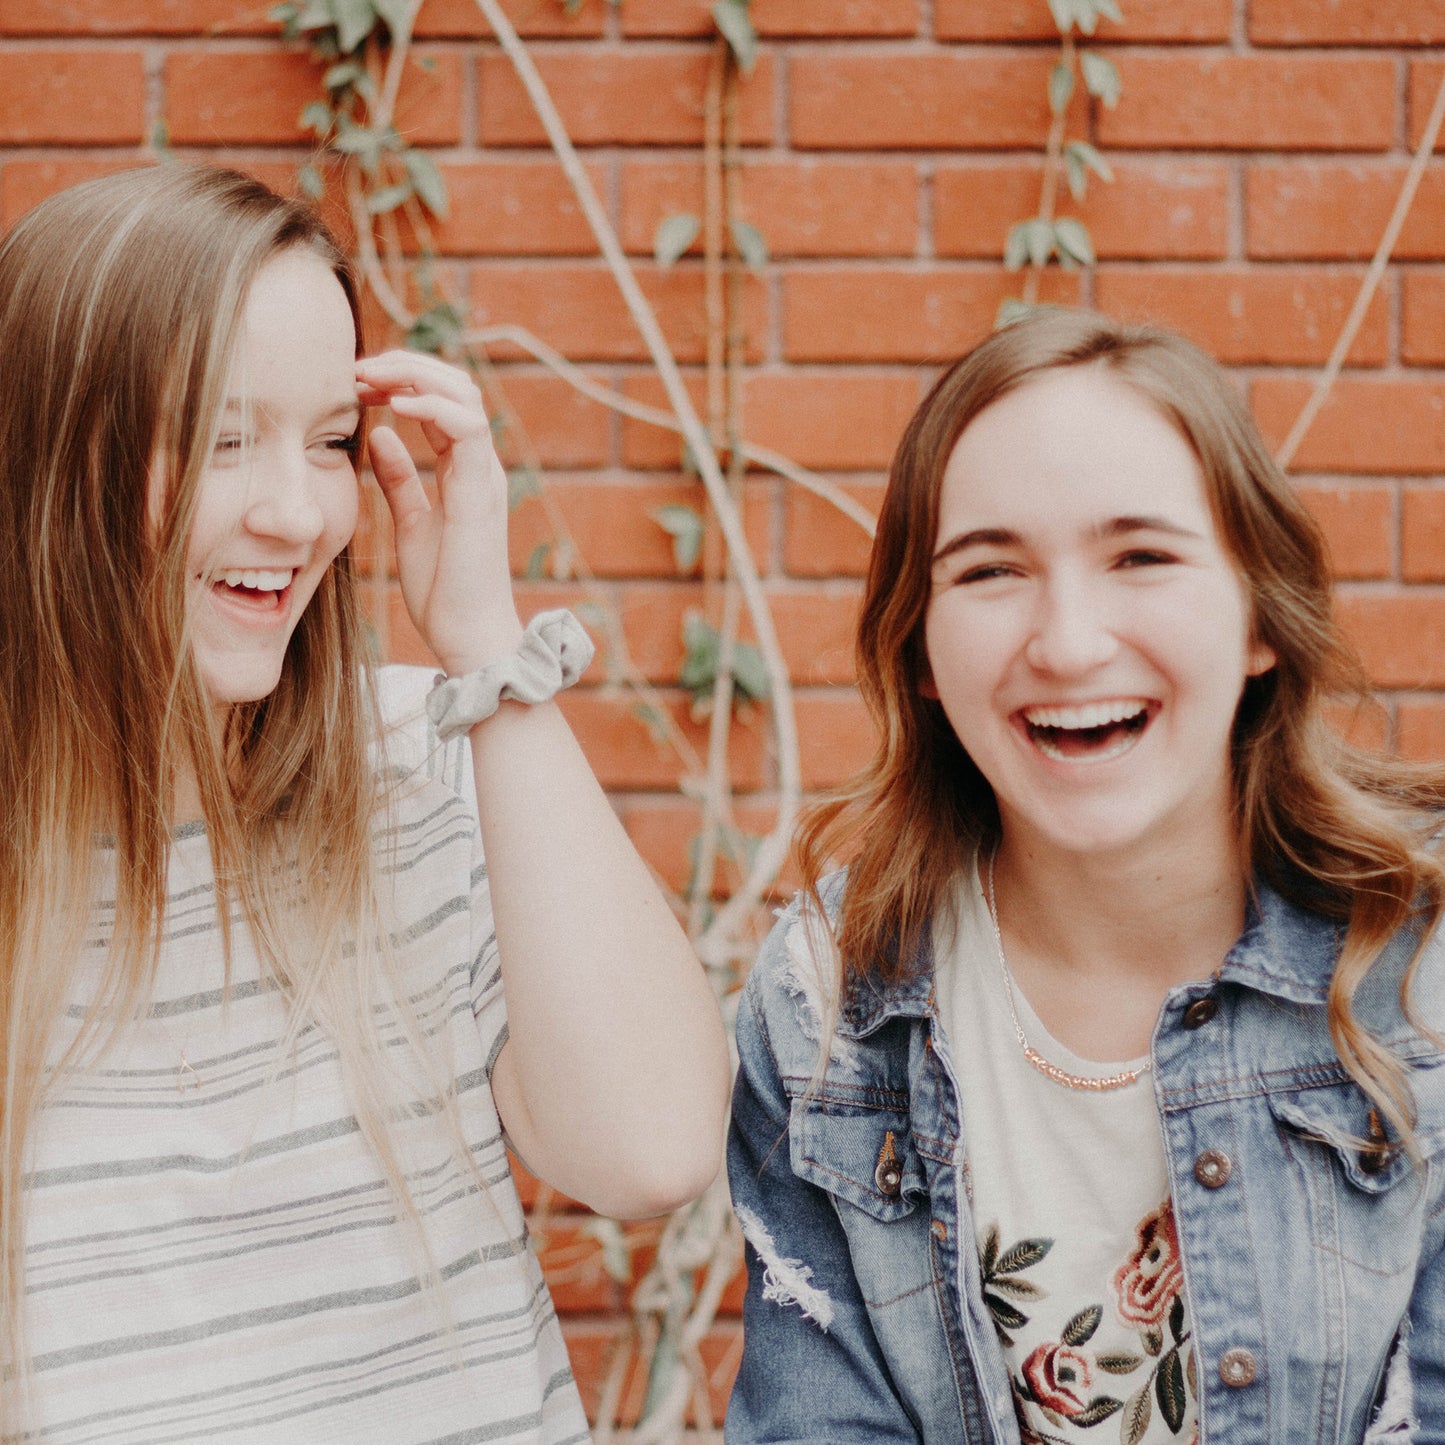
<box><xmin>1219</xmin><ymin>1347</ymin><xmax>1258</xmax><ymax>1387</ymax></box>
<box><xmin>1182</xmin><ymin>997</ymin><xmax>1218</xmax><ymax>1029</ymax></box>
<box><xmin>1194</xmin><ymin>1149</ymin><xmax>1232</xmax><ymax>1189</ymax></box>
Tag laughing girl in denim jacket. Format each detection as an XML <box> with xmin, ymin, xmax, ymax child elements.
<box><xmin>728</xmin><ymin>310</ymin><xmax>1445</xmax><ymax>1444</ymax></box>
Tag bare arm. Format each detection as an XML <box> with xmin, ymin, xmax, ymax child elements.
<box><xmin>358</xmin><ymin>350</ymin><xmax>729</xmax><ymax>1219</ymax></box>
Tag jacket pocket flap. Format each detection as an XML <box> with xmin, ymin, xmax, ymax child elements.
<box><xmin>1268</xmin><ymin>1084</ymin><xmax>1425</xmax><ymax>1193</ymax></box>
<box><xmin>790</xmin><ymin>1100</ymin><xmax>925</xmax><ymax>1221</ymax></box>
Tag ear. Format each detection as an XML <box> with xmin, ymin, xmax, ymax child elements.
<box><xmin>1246</xmin><ymin>637</ymin><xmax>1277</xmax><ymax>678</ymax></box>
<box><xmin>918</xmin><ymin>668</ymin><xmax>939</xmax><ymax>700</ymax></box>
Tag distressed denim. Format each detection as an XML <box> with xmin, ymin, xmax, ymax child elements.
<box><xmin>726</xmin><ymin>878</ymin><xmax>1445</xmax><ymax>1443</ymax></box>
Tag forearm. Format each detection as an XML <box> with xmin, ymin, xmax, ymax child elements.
<box><xmin>474</xmin><ymin>697</ymin><xmax>730</xmax><ymax>1219</ymax></box>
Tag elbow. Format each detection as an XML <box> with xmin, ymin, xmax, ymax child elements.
<box><xmin>585</xmin><ymin>1119</ymin><xmax>727</xmax><ymax>1220</ymax></box>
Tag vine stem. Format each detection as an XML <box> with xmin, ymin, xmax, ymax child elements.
<box><xmin>1276</xmin><ymin>63</ymin><xmax>1445</xmax><ymax>470</ymax></box>
<box><xmin>1023</xmin><ymin>31</ymin><xmax>1074</xmax><ymax>307</ymax></box>
<box><xmin>461</xmin><ymin>325</ymin><xmax>877</xmax><ymax>536</ymax></box>
<box><xmin>473</xmin><ymin>0</ymin><xmax>801</xmax><ymax>971</ymax></box>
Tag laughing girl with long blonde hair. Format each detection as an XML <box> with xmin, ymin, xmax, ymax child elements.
<box><xmin>0</xmin><ymin>164</ymin><xmax>728</xmax><ymax>1442</ymax></box>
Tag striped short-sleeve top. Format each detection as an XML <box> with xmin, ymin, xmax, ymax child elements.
<box><xmin>24</xmin><ymin>677</ymin><xmax>591</xmax><ymax>1444</ymax></box>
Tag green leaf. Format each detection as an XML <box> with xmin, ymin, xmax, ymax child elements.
<box><xmin>294</xmin><ymin>0</ymin><xmax>336</xmax><ymax>31</ymax></box>
<box><xmin>1121</xmin><ymin>1384</ymin><xmax>1152</xmax><ymax>1445</ymax></box>
<box><xmin>1061</xmin><ymin>1304</ymin><xmax>1102</xmax><ymax>1345</ymax></box>
<box><xmin>507</xmin><ymin>465</ymin><xmax>541</xmax><ymax>509</ymax></box>
<box><xmin>985</xmin><ymin>1274</ymin><xmax>1043</xmax><ymax>1300</ymax></box>
<box><xmin>324</xmin><ymin>59</ymin><xmax>365</xmax><ymax>91</ymax></box>
<box><xmin>1004</xmin><ymin>220</ymin><xmax>1033</xmax><ymax>272</ymax></box>
<box><xmin>681</xmin><ymin>613</ymin><xmax>769</xmax><ymax>705</ymax></box>
<box><xmin>712</xmin><ymin>0</ymin><xmax>758</xmax><ymax>74</ymax></box>
<box><xmin>631</xmin><ymin>700</ymin><xmax>671</xmax><ymax>745</ymax></box>
<box><xmin>1046</xmin><ymin>0</ymin><xmax>1075</xmax><ymax>32</ymax></box>
<box><xmin>1064</xmin><ymin>139</ymin><xmax>1113</xmax><ymax>201</ymax></box>
<box><xmin>1072</xmin><ymin>0</ymin><xmax>1100</xmax><ymax>34</ymax></box>
<box><xmin>523</xmin><ymin>542</ymin><xmax>552</xmax><ymax>580</ymax></box>
<box><xmin>332</xmin><ymin>0</ymin><xmax>377</xmax><ymax>53</ymax></box>
<box><xmin>995</xmin><ymin>1237</ymin><xmax>1052</xmax><ymax>1275</ymax></box>
<box><xmin>300</xmin><ymin>100</ymin><xmax>335</xmax><ymax>137</ymax></box>
<box><xmin>1168</xmin><ymin>1292</ymin><xmax>1185</xmax><ymax>1344</ymax></box>
<box><xmin>1094</xmin><ymin>0</ymin><xmax>1124</xmax><ymax>23</ymax></box>
<box><xmin>1053</xmin><ymin>217</ymin><xmax>1095</xmax><ymax>267</ymax></box>
<box><xmin>730</xmin><ymin>638</ymin><xmax>771</xmax><ymax>702</ymax></box>
<box><xmin>404</xmin><ymin>148</ymin><xmax>449</xmax><ymax>218</ymax></box>
<box><xmin>1142</xmin><ymin>1324</ymin><xmax>1163</xmax><ymax>1358</ymax></box>
<box><xmin>372</xmin><ymin>0</ymin><xmax>414</xmax><ymax>34</ymax></box>
<box><xmin>581</xmin><ymin>1217</ymin><xmax>633</xmax><ymax>1284</ymax></box>
<box><xmin>1186</xmin><ymin>1344</ymin><xmax>1198</xmax><ymax>1398</ymax></box>
<box><xmin>1064</xmin><ymin>148</ymin><xmax>1087</xmax><ymax>202</ymax></box>
<box><xmin>653</xmin><ymin>212</ymin><xmax>701</xmax><ymax>267</ymax></box>
<box><xmin>652</xmin><ymin>503</ymin><xmax>705</xmax><ymax>572</ymax></box>
<box><xmin>1049</xmin><ymin>61</ymin><xmax>1075</xmax><ymax>115</ymax></box>
<box><xmin>405</xmin><ymin>302</ymin><xmax>465</xmax><ymax>354</ymax></box>
<box><xmin>1156</xmin><ymin>1346</ymin><xmax>1187</xmax><ymax>1433</ymax></box>
<box><xmin>730</xmin><ymin>217</ymin><xmax>769</xmax><ymax>271</ymax></box>
<box><xmin>1025</xmin><ymin>217</ymin><xmax>1054</xmax><ymax>267</ymax></box>
<box><xmin>366</xmin><ymin>180</ymin><xmax>413</xmax><ymax>214</ymax></box>
<box><xmin>980</xmin><ymin>1224</ymin><xmax>999</xmax><ymax>1276</ymax></box>
<box><xmin>1096</xmin><ymin>1351</ymin><xmax>1145</xmax><ymax>1374</ymax></box>
<box><xmin>1080</xmin><ymin>48</ymin><xmax>1122</xmax><ymax>106</ymax></box>
<box><xmin>297</xmin><ymin>163</ymin><xmax>325</xmax><ymax>199</ymax></box>
<box><xmin>1071</xmin><ymin>1397</ymin><xmax>1123</xmax><ymax>1427</ymax></box>
<box><xmin>983</xmin><ymin>1291</ymin><xmax>1028</xmax><ymax>1331</ymax></box>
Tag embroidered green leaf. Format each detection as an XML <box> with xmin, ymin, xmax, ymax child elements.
<box><xmin>983</xmin><ymin>1291</ymin><xmax>1028</xmax><ymax>1331</ymax></box>
<box><xmin>1121</xmin><ymin>1383</ymin><xmax>1152</xmax><ymax>1445</ymax></box>
<box><xmin>1156</xmin><ymin>1346</ymin><xmax>1187</xmax><ymax>1433</ymax></box>
<box><xmin>1186</xmin><ymin>1343</ymin><xmax>1198</xmax><ymax>1398</ymax></box>
<box><xmin>980</xmin><ymin>1224</ymin><xmax>999</xmax><ymax>1276</ymax></box>
<box><xmin>1168</xmin><ymin>1293</ymin><xmax>1185</xmax><ymax>1345</ymax></box>
<box><xmin>1040</xmin><ymin>1405</ymin><xmax>1066</xmax><ymax>1430</ymax></box>
<box><xmin>1061</xmin><ymin>1304</ymin><xmax>1102</xmax><ymax>1346</ymax></box>
<box><xmin>653</xmin><ymin>212</ymin><xmax>701</xmax><ymax>267</ymax></box>
<box><xmin>1096</xmin><ymin>1351</ymin><xmax>1144</xmax><ymax>1375</ymax></box>
<box><xmin>1071</xmin><ymin>1396</ymin><xmax>1123</xmax><ymax>1427</ymax></box>
<box><xmin>1142</xmin><ymin>1324</ymin><xmax>1163</xmax><ymax>1357</ymax></box>
<box><xmin>995</xmin><ymin>1237</ymin><xmax>1053</xmax><ymax>1275</ymax></box>
<box><xmin>985</xmin><ymin>1275</ymin><xmax>1043</xmax><ymax>1301</ymax></box>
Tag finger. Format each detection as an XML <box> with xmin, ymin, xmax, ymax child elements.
<box><xmin>356</xmin><ymin>352</ymin><xmax>483</xmax><ymax>408</ymax></box>
<box><xmin>385</xmin><ymin>390</ymin><xmax>492</xmax><ymax>455</ymax></box>
<box><xmin>367</xmin><ymin>425</ymin><xmax>433</xmax><ymax>532</ymax></box>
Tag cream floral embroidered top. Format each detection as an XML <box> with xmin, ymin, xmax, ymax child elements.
<box><xmin>935</xmin><ymin>865</ymin><xmax>1199</xmax><ymax>1445</ymax></box>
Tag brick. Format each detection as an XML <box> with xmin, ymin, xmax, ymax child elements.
<box><xmin>621</xmin><ymin>797</ymin><xmax>786</xmax><ymax>898</ymax></box>
<box><xmin>1251</xmin><ymin>0</ymin><xmax>1445</xmax><ymax>45</ymax></box>
<box><xmin>1336</xmin><ymin>593</ymin><xmax>1445</xmax><ymax>689</ymax></box>
<box><xmin>486</xmin><ymin>369</ymin><xmax>614</xmax><ymax>469</ymax></box>
<box><xmin>1404</xmin><ymin>272</ymin><xmax>1445</xmax><ymax>364</ymax></box>
<box><xmin>0</xmin><ymin>156</ymin><xmax>149</xmax><ymax>226</ymax></box>
<box><xmin>479</xmin><ymin>49</ymin><xmax>774</xmax><ymax>147</ymax></box>
<box><xmin>789</xmin><ymin>52</ymin><xmax>1054</xmax><ymax>151</ymax></box>
<box><xmin>1098</xmin><ymin>54</ymin><xmax>1395</xmax><ymax>152</ymax></box>
<box><xmin>467</xmin><ymin>263</ymin><xmax>768</xmax><ymax>364</ymax></box>
<box><xmin>782</xmin><ymin>267</ymin><xmax>1079</xmax><ymax>364</ymax></box>
<box><xmin>1247</xmin><ymin>162</ymin><xmax>1445</xmax><ymax>261</ymax></box>
<box><xmin>1252</xmin><ymin>378</ymin><xmax>1445</xmax><ymax>475</ymax></box>
<box><xmin>620</xmin><ymin>157</ymin><xmax>919</xmax><ymax>259</ymax></box>
<box><xmin>934</xmin><ymin>159</ymin><xmax>1230</xmax><ymax>261</ymax></box>
<box><xmin>533</xmin><ymin>1219</ymin><xmax>632</xmax><ymax>1314</ymax></box>
<box><xmin>1403</xmin><ymin>487</ymin><xmax>1445</xmax><ymax>582</ymax></box>
<box><xmin>1093</xmin><ymin>267</ymin><xmax>1388</xmax><ymax>367</ymax></box>
<box><xmin>743</xmin><ymin>370</ymin><xmax>921</xmax><ymax>471</ymax></box>
<box><xmin>1322</xmin><ymin>697</ymin><xmax>1391</xmax><ymax>753</ymax></box>
<box><xmin>621</xmin><ymin>0</ymin><xmax>919</xmax><ymax>36</ymax></box>
<box><xmin>935</xmin><ymin>0</ymin><xmax>1231</xmax><ymax>42</ymax></box>
<box><xmin>0</xmin><ymin>0</ymin><xmax>274</xmax><ymax>33</ymax></box>
<box><xmin>1410</xmin><ymin>61</ymin><xmax>1445</xmax><ymax>150</ymax></box>
<box><xmin>166</xmin><ymin>47</ymin><xmax>461</xmax><ymax>145</ymax></box>
<box><xmin>426</xmin><ymin>160</ymin><xmax>603</xmax><ymax>257</ymax></box>
<box><xmin>796</xmin><ymin>690</ymin><xmax>878</xmax><ymax>787</ymax></box>
<box><xmin>414</xmin><ymin>0</ymin><xmax>607</xmax><ymax>38</ymax></box>
<box><xmin>1399</xmin><ymin>700</ymin><xmax>1445</xmax><ymax>760</ymax></box>
<box><xmin>784</xmin><ymin>479</ymin><xmax>887</xmax><ymax>577</ymax></box>
<box><xmin>618</xmin><ymin>372</ymin><xmax>712</xmax><ymax>471</ymax></box>
<box><xmin>557</xmin><ymin>689</ymin><xmax>768</xmax><ymax>790</ymax></box>
<box><xmin>0</xmin><ymin>47</ymin><xmax>145</xmax><ymax>142</ymax></box>
<box><xmin>1297</xmin><ymin>484</ymin><xmax>1395</xmax><ymax>581</ymax></box>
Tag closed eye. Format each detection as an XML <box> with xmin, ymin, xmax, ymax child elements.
<box><xmin>953</xmin><ymin>562</ymin><xmax>1022</xmax><ymax>584</ymax></box>
<box><xmin>1114</xmin><ymin>549</ymin><xmax>1176</xmax><ymax>569</ymax></box>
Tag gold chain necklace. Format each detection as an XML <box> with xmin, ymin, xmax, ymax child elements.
<box><xmin>984</xmin><ymin>853</ymin><xmax>1150</xmax><ymax>1093</ymax></box>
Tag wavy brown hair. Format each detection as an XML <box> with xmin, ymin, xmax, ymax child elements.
<box><xmin>799</xmin><ymin>308</ymin><xmax>1445</xmax><ymax>1141</ymax></box>
<box><xmin>0</xmin><ymin>165</ymin><xmax>461</xmax><ymax>1427</ymax></box>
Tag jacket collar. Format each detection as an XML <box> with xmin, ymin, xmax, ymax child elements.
<box><xmin>834</xmin><ymin>877</ymin><xmax>1343</xmax><ymax>1038</ymax></box>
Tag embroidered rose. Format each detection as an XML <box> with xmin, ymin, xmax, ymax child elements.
<box><xmin>1021</xmin><ymin>1340</ymin><xmax>1094</xmax><ymax>1416</ymax></box>
<box><xmin>1112</xmin><ymin>1200</ymin><xmax>1184</xmax><ymax>1328</ymax></box>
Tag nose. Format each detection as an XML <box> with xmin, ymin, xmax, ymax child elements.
<box><xmin>1023</xmin><ymin>572</ymin><xmax>1119</xmax><ymax>677</ymax></box>
<box><xmin>241</xmin><ymin>447</ymin><xmax>326</xmax><ymax>546</ymax></box>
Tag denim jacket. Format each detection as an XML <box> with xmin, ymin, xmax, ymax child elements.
<box><xmin>726</xmin><ymin>877</ymin><xmax>1445</xmax><ymax>1443</ymax></box>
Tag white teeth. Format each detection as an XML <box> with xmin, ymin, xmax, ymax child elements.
<box><xmin>1023</xmin><ymin>699</ymin><xmax>1148</xmax><ymax>731</ymax></box>
<box><xmin>217</xmin><ymin>568</ymin><xmax>292</xmax><ymax>592</ymax></box>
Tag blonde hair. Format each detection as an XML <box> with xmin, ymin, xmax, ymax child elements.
<box><xmin>0</xmin><ymin>165</ymin><xmax>458</xmax><ymax>1424</ymax></box>
<box><xmin>799</xmin><ymin>308</ymin><xmax>1445</xmax><ymax>1148</ymax></box>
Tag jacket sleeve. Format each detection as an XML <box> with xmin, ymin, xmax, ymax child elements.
<box><xmin>725</xmin><ymin>921</ymin><xmax>923</xmax><ymax>1444</ymax></box>
<box><xmin>1402</xmin><ymin>1209</ymin><xmax>1445</xmax><ymax>1442</ymax></box>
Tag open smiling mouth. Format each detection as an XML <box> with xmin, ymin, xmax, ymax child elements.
<box><xmin>210</xmin><ymin>568</ymin><xmax>295</xmax><ymax>611</ymax></box>
<box><xmin>1019</xmin><ymin>699</ymin><xmax>1155</xmax><ymax>763</ymax></box>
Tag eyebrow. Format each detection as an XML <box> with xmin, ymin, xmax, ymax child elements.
<box><xmin>931</xmin><ymin>514</ymin><xmax>1205</xmax><ymax>566</ymax></box>
<box><xmin>221</xmin><ymin>398</ymin><xmax>362</xmax><ymax>424</ymax></box>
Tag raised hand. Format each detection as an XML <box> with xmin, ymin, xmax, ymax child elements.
<box><xmin>357</xmin><ymin>350</ymin><xmax>522</xmax><ymax>676</ymax></box>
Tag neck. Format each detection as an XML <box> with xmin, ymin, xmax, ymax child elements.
<box><xmin>990</xmin><ymin>825</ymin><xmax>1249</xmax><ymax>989</ymax></box>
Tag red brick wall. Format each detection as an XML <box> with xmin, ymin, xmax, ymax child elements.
<box><xmin>5</xmin><ymin>0</ymin><xmax>1445</xmax><ymax>1422</ymax></box>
